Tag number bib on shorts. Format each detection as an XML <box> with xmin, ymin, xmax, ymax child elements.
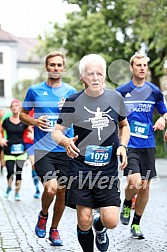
<box><xmin>84</xmin><ymin>145</ymin><xmax>113</xmax><ymax>166</ymax></box>
<box><xmin>11</xmin><ymin>144</ymin><xmax>24</xmax><ymax>154</ymax></box>
<box><xmin>130</xmin><ymin>120</ymin><xmax>150</xmax><ymax>139</ymax></box>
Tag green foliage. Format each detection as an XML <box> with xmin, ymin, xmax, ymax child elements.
<box><xmin>12</xmin><ymin>79</ymin><xmax>34</xmax><ymax>102</ymax></box>
<box><xmin>62</xmin><ymin>0</ymin><xmax>167</xmax><ymax>85</ymax></box>
<box><xmin>12</xmin><ymin>73</ymin><xmax>45</xmax><ymax>102</ymax></box>
<box><xmin>153</xmin><ymin>114</ymin><xmax>167</xmax><ymax>158</ymax></box>
<box><xmin>122</xmin><ymin>0</ymin><xmax>167</xmax><ymax>80</ymax></box>
<box><xmin>34</xmin><ymin>0</ymin><xmax>167</xmax><ymax>89</ymax></box>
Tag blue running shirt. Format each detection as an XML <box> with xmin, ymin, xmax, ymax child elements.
<box><xmin>117</xmin><ymin>80</ymin><xmax>167</xmax><ymax>148</ymax></box>
<box><xmin>22</xmin><ymin>81</ymin><xmax>76</xmax><ymax>152</ymax></box>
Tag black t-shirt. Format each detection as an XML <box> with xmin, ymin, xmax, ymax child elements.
<box><xmin>57</xmin><ymin>89</ymin><xmax>126</xmax><ymax>177</ymax></box>
<box><xmin>2</xmin><ymin>117</ymin><xmax>28</xmax><ymax>155</ymax></box>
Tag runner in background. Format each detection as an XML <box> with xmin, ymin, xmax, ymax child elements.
<box><xmin>0</xmin><ymin>109</ymin><xmax>5</xmax><ymax>174</ymax></box>
<box><xmin>0</xmin><ymin>100</ymin><xmax>28</xmax><ymax>201</ymax></box>
<box><xmin>23</xmin><ymin>109</ymin><xmax>40</xmax><ymax>198</ymax></box>
<box><xmin>20</xmin><ymin>51</ymin><xmax>77</xmax><ymax>246</ymax></box>
<box><xmin>117</xmin><ymin>53</ymin><xmax>167</xmax><ymax>239</ymax></box>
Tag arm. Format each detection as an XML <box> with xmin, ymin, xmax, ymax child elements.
<box><xmin>19</xmin><ymin>108</ymin><xmax>50</xmax><ymax>130</ymax></box>
<box><xmin>51</xmin><ymin>123</ymin><xmax>80</xmax><ymax>158</ymax></box>
<box><xmin>0</xmin><ymin>125</ymin><xmax>8</xmax><ymax>147</ymax></box>
<box><xmin>117</xmin><ymin>118</ymin><xmax>130</xmax><ymax>169</ymax></box>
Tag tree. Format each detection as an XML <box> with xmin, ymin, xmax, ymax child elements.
<box><xmin>122</xmin><ymin>0</ymin><xmax>167</xmax><ymax>87</ymax></box>
<box><xmin>64</xmin><ymin>0</ymin><xmax>167</xmax><ymax>87</ymax></box>
<box><xmin>12</xmin><ymin>79</ymin><xmax>34</xmax><ymax>102</ymax></box>
<box><xmin>12</xmin><ymin>74</ymin><xmax>44</xmax><ymax>102</ymax></box>
<box><xmin>35</xmin><ymin>0</ymin><xmax>167</xmax><ymax>88</ymax></box>
<box><xmin>36</xmin><ymin>2</ymin><xmax>134</xmax><ymax>88</ymax></box>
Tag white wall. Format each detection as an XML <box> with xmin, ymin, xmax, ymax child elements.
<box><xmin>0</xmin><ymin>42</ymin><xmax>17</xmax><ymax>98</ymax></box>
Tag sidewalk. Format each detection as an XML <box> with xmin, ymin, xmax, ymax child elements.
<box><xmin>155</xmin><ymin>158</ymin><xmax>167</xmax><ymax>177</ymax></box>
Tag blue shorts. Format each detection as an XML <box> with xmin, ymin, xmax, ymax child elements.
<box><xmin>25</xmin><ymin>143</ymin><xmax>34</xmax><ymax>156</ymax></box>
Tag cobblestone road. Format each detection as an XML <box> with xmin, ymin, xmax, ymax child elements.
<box><xmin>0</xmin><ymin>159</ymin><xmax>167</xmax><ymax>252</ymax></box>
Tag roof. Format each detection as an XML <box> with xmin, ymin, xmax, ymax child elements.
<box><xmin>0</xmin><ymin>25</ymin><xmax>17</xmax><ymax>43</ymax></box>
<box><xmin>0</xmin><ymin>24</ymin><xmax>41</xmax><ymax>63</ymax></box>
<box><xmin>16</xmin><ymin>37</ymin><xmax>40</xmax><ymax>63</ymax></box>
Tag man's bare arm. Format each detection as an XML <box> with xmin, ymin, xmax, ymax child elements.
<box><xmin>19</xmin><ymin>108</ymin><xmax>36</xmax><ymax>126</ymax></box>
<box><xmin>117</xmin><ymin>118</ymin><xmax>130</xmax><ymax>169</ymax></box>
<box><xmin>19</xmin><ymin>108</ymin><xmax>49</xmax><ymax>130</ymax></box>
<box><xmin>52</xmin><ymin>124</ymin><xmax>80</xmax><ymax>158</ymax></box>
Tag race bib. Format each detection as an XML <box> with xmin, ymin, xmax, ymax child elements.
<box><xmin>11</xmin><ymin>144</ymin><xmax>24</xmax><ymax>154</ymax></box>
<box><xmin>130</xmin><ymin>120</ymin><xmax>150</xmax><ymax>139</ymax></box>
<box><xmin>41</xmin><ymin>115</ymin><xmax>58</xmax><ymax>132</ymax></box>
<box><xmin>84</xmin><ymin>145</ymin><xmax>113</xmax><ymax>166</ymax></box>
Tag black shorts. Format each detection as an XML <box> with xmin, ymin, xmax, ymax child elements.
<box><xmin>34</xmin><ymin>150</ymin><xmax>69</xmax><ymax>184</ymax></box>
<box><xmin>66</xmin><ymin>176</ymin><xmax>121</xmax><ymax>209</ymax></box>
<box><xmin>124</xmin><ymin>148</ymin><xmax>157</xmax><ymax>180</ymax></box>
<box><xmin>0</xmin><ymin>146</ymin><xmax>4</xmax><ymax>152</ymax></box>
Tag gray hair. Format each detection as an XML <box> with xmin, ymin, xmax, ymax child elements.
<box><xmin>79</xmin><ymin>54</ymin><xmax>106</xmax><ymax>78</ymax></box>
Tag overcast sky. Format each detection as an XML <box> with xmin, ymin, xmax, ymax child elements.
<box><xmin>0</xmin><ymin>0</ymin><xmax>79</xmax><ymax>37</ymax></box>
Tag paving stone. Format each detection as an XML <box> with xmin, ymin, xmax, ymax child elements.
<box><xmin>0</xmin><ymin>160</ymin><xmax>167</xmax><ymax>251</ymax></box>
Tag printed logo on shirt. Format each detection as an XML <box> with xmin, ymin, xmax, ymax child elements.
<box><xmin>43</xmin><ymin>91</ymin><xmax>48</xmax><ymax>95</ymax></box>
<box><xmin>84</xmin><ymin>106</ymin><xmax>114</xmax><ymax>141</ymax></box>
<box><xmin>125</xmin><ymin>92</ymin><xmax>131</xmax><ymax>98</ymax></box>
<box><xmin>125</xmin><ymin>103</ymin><xmax>152</xmax><ymax>114</ymax></box>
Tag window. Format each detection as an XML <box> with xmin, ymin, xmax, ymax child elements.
<box><xmin>0</xmin><ymin>80</ymin><xmax>4</xmax><ymax>97</ymax></box>
<box><xmin>0</xmin><ymin>52</ymin><xmax>3</xmax><ymax>64</ymax></box>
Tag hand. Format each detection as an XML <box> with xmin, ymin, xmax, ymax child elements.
<box><xmin>0</xmin><ymin>138</ymin><xmax>8</xmax><ymax>147</ymax></box>
<box><xmin>58</xmin><ymin>97</ymin><xmax>65</xmax><ymax>110</ymax></box>
<box><xmin>153</xmin><ymin>117</ymin><xmax>165</xmax><ymax>131</ymax></box>
<box><xmin>116</xmin><ymin>146</ymin><xmax>128</xmax><ymax>170</ymax></box>
<box><xmin>35</xmin><ymin>115</ymin><xmax>50</xmax><ymax>131</ymax></box>
<box><xmin>64</xmin><ymin>135</ymin><xmax>80</xmax><ymax>158</ymax></box>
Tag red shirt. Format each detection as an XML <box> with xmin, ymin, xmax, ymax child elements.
<box><xmin>23</xmin><ymin>109</ymin><xmax>34</xmax><ymax>144</ymax></box>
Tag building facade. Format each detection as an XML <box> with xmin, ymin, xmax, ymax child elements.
<box><xmin>0</xmin><ymin>25</ymin><xmax>41</xmax><ymax>108</ymax></box>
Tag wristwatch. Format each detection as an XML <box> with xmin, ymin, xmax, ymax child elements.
<box><xmin>119</xmin><ymin>144</ymin><xmax>128</xmax><ymax>151</ymax></box>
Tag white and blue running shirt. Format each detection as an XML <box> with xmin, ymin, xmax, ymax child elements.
<box><xmin>117</xmin><ymin>80</ymin><xmax>167</xmax><ymax>148</ymax></box>
<box><xmin>22</xmin><ymin>81</ymin><xmax>76</xmax><ymax>152</ymax></box>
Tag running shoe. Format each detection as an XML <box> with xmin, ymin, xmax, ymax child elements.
<box><xmin>131</xmin><ymin>224</ymin><xmax>145</xmax><ymax>239</ymax></box>
<box><xmin>93</xmin><ymin>217</ymin><xmax>109</xmax><ymax>252</ymax></box>
<box><xmin>120</xmin><ymin>205</ymin><xmax>131</xmax><ymax>225</ymax></box>
<box><xmin>15</xmin><ymin>193</ymin><xmax>21</xmax><ymax>201</ymax></box>
<box><xmin>49</xmin><ymin>228</ymin><xmax>63</xmax><ymax>246</ymax></box>
<box><xmin>35</xmin><ymin>213</ymin><xmax>48</xmax><ymax>238</ymax></box>
<box><xmin>34</xmin><ymin>189</ymin><xmax>40</xmax><ymax>199</ymax></box>
<box><xmin>4</xmin><ymin>187</ymin><xmax>12</xmax><ymax>199</ymax></box>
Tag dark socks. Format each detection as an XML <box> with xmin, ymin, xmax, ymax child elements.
<box><xmin>40</xmin><ymin>211</ymin><xmax>48</xmax><ymax>218</ymax></box>
<box><xmin>132</xmin><ymin>213</ymin><xmax>142</xmax><ymax>226</ymax></box>
<box><xmin>32</xmin><ymin>170</ymin><xmax>39</xmax><ymax>189</ymax></box>
<box><xmin>94</xmin><ymin>217</ymin><xmax>104</xmax><ymax>231</ymax></box>
<box><xmin>124</xmin><ymin>198</ymin><xmax>132</xmax><ymax>208</ymax></box>
<box><xmin>77</xmin><ymin>225</ymin><xmax>94</xmax><ymax>252</ymax></box>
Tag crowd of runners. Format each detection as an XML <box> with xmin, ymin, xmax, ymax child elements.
<box><xmin>0</xmin><ymin>51</ymin><xmax>167</xmax><ymax>252</ymax></box>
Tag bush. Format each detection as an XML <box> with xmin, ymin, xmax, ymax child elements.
<box><xmin>153</xmin><ymin>114</ymin><xmax>167</xmax><ymax>158</ymax></box>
